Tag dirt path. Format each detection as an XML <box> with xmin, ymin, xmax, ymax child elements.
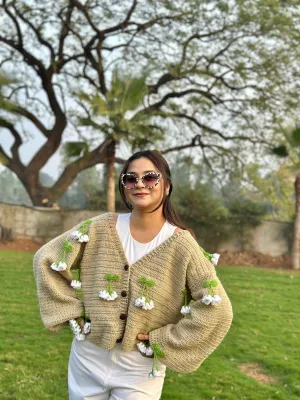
<box><xmin>0</xmin><ymin>239</ymin><xmax>41</xmax><ymax>253</ymax></box>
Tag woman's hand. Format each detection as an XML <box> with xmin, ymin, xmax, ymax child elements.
<box><xmin>137</xmin><ymin>333</ymin><xmax>149</xmax><ymax>340</ymax></box>
<box><xmin>76</xmin><ymin>317</ymin><xmax>89</xmax><ymax>334</ymax></box>
<box><xmin>79</xmin><ymin>319</ymin><xmax>85</xmax><ymax>332</ymax></box>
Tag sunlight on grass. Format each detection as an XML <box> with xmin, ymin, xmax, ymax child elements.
<box><xmin>0</xmin><ymin>251</ymin><xmax>300</xmax><ymax>400</ymax></box>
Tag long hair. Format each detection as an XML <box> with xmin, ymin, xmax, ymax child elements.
<box><xmin>118</xmin><ymin>149</ymin><xmax>196</xmax><ymax>239</ymax></box>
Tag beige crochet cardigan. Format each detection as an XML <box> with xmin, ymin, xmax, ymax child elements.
<box><xmin>33</xmin><ymin>212</ymin><xmax>233</xmax><ymax>373</ymax></box>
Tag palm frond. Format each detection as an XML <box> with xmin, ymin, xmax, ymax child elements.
<box><xmin>120</xmin><ymin>75</ymin><xmax>147</xmax><ymax>112</ymax></box>
<box><xmin>63</xmin><ymin>141</ymin><xmax>89</xmax><ymax>159</ymax></box>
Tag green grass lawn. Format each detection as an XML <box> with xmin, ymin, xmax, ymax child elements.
<box><xmin>1</xmin><ymin>250</ymin><xmax>300</xmax><ymax>400</ymax></box>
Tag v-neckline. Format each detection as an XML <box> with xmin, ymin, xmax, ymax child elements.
<box><xmin>128</xmin><ymin>213</ymin><xmax>167</xmax><ymax>245</ymax></box>
<box><xmin>107</xmin><ymin>212</ymin><xmax>190</xmax><ymax>269</ymax></box>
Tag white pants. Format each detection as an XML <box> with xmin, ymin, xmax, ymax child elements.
<box><xmin>68</xmin><ymin>336</ymin><xmax>167</xmax><ymax>400</ymax></box>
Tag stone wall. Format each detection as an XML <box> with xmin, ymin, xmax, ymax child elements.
<box><xmin>0</xmin><ymin>202</ymin><xmax>294</xmax><ymax>256</ymax></box>
<box><xmin>0</xmin><ymin>202</ymin><xmax>104</xmax><ymax>244</ymax></box>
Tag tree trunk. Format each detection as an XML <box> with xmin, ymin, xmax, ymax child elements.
<box><xmin>11</xmin><ymin>138</ymin><xmax>115</xmax><ymax>207</ymax></box>
<box><xmin>292</xmin><ymin>174</ymin><xmax>300</xmax><ymax>270</ymax></box>
<box><xmin>106</xmin><ymin>140</ymin><xmax>116</xmax><ymax>213</ymax></box>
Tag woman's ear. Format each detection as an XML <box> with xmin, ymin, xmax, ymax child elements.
<box><xmin>165</xmin><ymin>184</ymin><xmax>170</xmax><ymax>196</ymax></box>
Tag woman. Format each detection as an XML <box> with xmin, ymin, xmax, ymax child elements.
<box><xmin>33</xmin><ymin>149</ymin><xmax>233</xmax><ymax>400</ymax></box>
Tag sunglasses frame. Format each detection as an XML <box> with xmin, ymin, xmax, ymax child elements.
<box><xmin>121</xmin><ymin>171</ymin><xmax>161</xmax><ymax>190</ymax></box>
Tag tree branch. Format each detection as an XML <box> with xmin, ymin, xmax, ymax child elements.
<box><xmin>12</xmin><ymin>5</ymin><xmax>56</xmax><ymax>60</ymax></box>
<box><xmin>57</xmin><ymin>2</ymin><xmax>76</xmax><ymax>64</ymax></box>
<box><xmin>144</xmin><ymin>89</ymin><xmax>218</xmax><ymax>113</ymax></box>
<box><xmin>0</xmin><ymin>35</ymin><xmax>45</xmax><ymax>73</ymax></box>
<box><xmin>0</xmin><ymin>118</ymin><xmax>23</xmax><ymax>166</ymax></box>
<box><xmin>2</xmin><ymin>1</ymin><xmax>23</xmax><ymax>47</ymax></box>
<box><xmin>173</xmin><ymin>113</ymin><xmax>270</xmax><ymax>145</ymax></box>
<box><xmin>148</xmin><ymin>73</ymin><xmax>177</xmax><ymax>94</ymax></box>
<box><xmin>11</xmin><ymin>105</ymin><xmax>50</xmax><ymax>137</ymax></box>
<box><xmin>50</xmin><ymin>137</ymin><xmax>114</xmax><ymax>197</ymax></box>
<box><xmin>160</xmin><ymin>134</ymin><xmax>206</xmax><ymax>154</ymax></box>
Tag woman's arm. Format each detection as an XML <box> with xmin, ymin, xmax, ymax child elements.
<box><xmin>33</xmin><ymin>221</ymin><xmax>90</xmax><ymax>332</ymax></box>
<box><xmin>148</xmin><ymin>241</ymin><xmax>233</xmax><ymax>373</ymax></box>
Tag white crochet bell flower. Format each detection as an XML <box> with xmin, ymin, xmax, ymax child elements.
<box><xmin>211</xmin><ymin>294</ymin><xmax>222</xmax><ymax>305</ymax></box>
<box><xmin>71</xmin><ymin>280</ymin><xmax>82</xmax><ymax>289</ymax></box>
<box><xmin>79</xmin><ymin>234</ymin><xmax>89</xmax><ymax>243</ymax></box>
<box><xmin>71</xmin><ymin>230</ymin><xmax>82</xmax><ymax>240</ymax></box>
<box><xmin>211</xmin><ymin>253</ymin><xmax>220</xmax><ymax>265</ymax></box>
<box><xmin>83</xmin><ymin>322</ymin><xmax>91</xmax><ymax>334</ymax></box>
<box><xmin>99</xmin><ymin>290</ymin><xmax>118</xmax><ymax>301</ymax></box>
<box><xmin>180</xmin><ymin>305</ymin><xmax>191</xmax><ymax>315</ymax></box>
<box><xmin>201</xmin><ymin>294</ymin><xmax>222</xmax><ymax>305</ymax></box>
<box><xmin>71</xmin><ymin>230</ymin><xmax>89</xmax><ymax>243</ymax></box>
<box><xmin>51</xmin><ymin>261</ymin><xmax>67</xmax><ymax>271</ymax></box>
<box><xmin>148</xmin><ymin>369</ymin><xmax>162</xmax><ymax>380</ymax></box>
<box><xmin>135</xmin><ymin>296</ymin><xmax>146</xmax><ymax>307</ymax></box>
<box><xmin>137</xmin><ymin>341</ymin><xmax>154</xmax><ymax>356</ymax></box>
<box><xmin>145</xmin><ymin>346</ymin><xmax>154</xmax><ymax>356</ymax></box>
<box><xmin>201</xmin><ymin>294</ymin><xmax>213</xmax><ymax>305</ymax></box>
<box><xmin>142</xmin><ymin>300</ymin><xmax>154</xmax><ymax>310</ymax></box>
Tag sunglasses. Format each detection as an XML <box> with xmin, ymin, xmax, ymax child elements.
<box><xmin>121</xmin><ymin>171</ymin><xmax>161</xmax><ymax>189</ymax></box>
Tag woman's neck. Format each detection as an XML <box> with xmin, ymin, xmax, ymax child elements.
<box><xmin>130</xmin><ymin>209</ymin><xmax>166</xmax><ymax>232</ymax></box>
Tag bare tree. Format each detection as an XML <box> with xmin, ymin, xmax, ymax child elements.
<box><xmin>0</xmin><ymin>0</ymin><xmax>299</xmax><ymax>208</ymax></box>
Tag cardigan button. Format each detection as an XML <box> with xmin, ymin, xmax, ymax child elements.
<box><xmin>121</xmin><ymin>290</ymin><xmax>127</xmax><ymax>297</ymax></box>
<box><xmin>120</xmin><ymin>313</ymin><xmax>127</xmax><ymax>320</ymax></box>
<box><xmin>124</xmin><ymin>264</ymin><xmax>129</xmax><ymax>271</ymax></box>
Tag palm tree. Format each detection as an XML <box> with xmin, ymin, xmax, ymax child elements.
<box><xmin>272</xmin><ymin>126</ymin><xmax>300</xmax><ymax>269</ymax></box>
<box><xmin>65</xmin><ymin>68</ymin><xmax>164</xmax><ymax>212</ymax></box>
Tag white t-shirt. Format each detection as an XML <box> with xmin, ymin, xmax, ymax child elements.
<box><xmin>116</xmin><ymin>213</ymin><xmax>178</xmax><ymax>265</ymax></box>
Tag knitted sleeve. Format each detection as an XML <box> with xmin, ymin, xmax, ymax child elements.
<box><xmin>33</xmin><ymin>222</ymin><xmax>89</xmax><ymax>332</ymax></box>
<box><xmin>149</xmin><ymin>241</ymin><xmax>233</xmax><ymax>373</ymax></box>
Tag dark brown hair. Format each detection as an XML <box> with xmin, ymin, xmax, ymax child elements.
<box><xmin>118</xmin><ymin>149</ymin><xmax>196</xmax><ymax>239</ymax></box>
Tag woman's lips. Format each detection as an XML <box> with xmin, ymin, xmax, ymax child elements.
<box><xmin>134</xmin><ymin>194</ymin><xmax>149</xmax><ymax>197</ymax></box>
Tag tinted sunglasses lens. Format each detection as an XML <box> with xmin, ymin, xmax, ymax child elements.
<box><xmin>143</xmin><ymin>173</ymin><xmax>159</xmax><ymax>187</ymax></box>
<box><xmin>123</xmin><ymin>174</ymin><xmax>137</xmax><ymax>188</ymax></box>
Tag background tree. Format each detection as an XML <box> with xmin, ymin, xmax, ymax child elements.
<box><xmin>0</xmin><ymin>0</ymin><xmax>299</xmax><ymax>208</ymax></box>
<box><xmin>72</xmin><ymin>68</ymin><xmax>165</xmax><ymax>211</ymax></box>
<box><xmin>244</xmin><ymin>163</ymin><xmax>294</xmax><ymax>221</ymax></box>
<box><xmin>271</xmin><ymin>125</ymin><xmax>300</xmax><ymax>269</ymax></box>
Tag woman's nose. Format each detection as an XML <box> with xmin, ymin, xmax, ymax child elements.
<box><xmin>136</xmin><ymin>178</ymin><xmax>145</xmax><ymax>188</ymax></box>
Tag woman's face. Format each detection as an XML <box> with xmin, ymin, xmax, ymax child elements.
<box><xmin>122</xmin><ymin>157</ymin><xmax>169</xmax><ymax>211</ymax></box>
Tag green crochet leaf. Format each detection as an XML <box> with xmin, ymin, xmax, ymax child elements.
<box><xmin>138</xmin><ymin>277</ymin><xmax>148</xmax><ymax>285</ymax></box>
<box><xmin>152</xmin><ymin>344</ymin><xmax>165</xmax><ymax>358</ymax></box>
<box><xmin>63</xmin><ymin>240</ymin><xmax>73</xmax><ymax>252</ymax></box>
<box><xmin>203</xmin><ymin>279</ymin><xmax>218</xmax><ymax>288</ymax></box>
<box><xmin>80</xmin><ymin>219</ymin><xmax>92</xmax><ymax>228</ymax></box>
<box><xmin>199</xmin><ymin>246</ymin><xmax>214</xmax><ymax>261</ymax></box>
<box><xmin>146</xmin><ymin>279</ymin><xmax>156</xmax><ymax>287</ymax></box>
<box><xmin>105</xmin><ymin>273</ymin><xmax>120</xmax><ymax>281</ymax></box>
<box><xmin>78</xmin><ymin>219</ymin><xmax>92</xmax><ymax>233</ymax></box>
